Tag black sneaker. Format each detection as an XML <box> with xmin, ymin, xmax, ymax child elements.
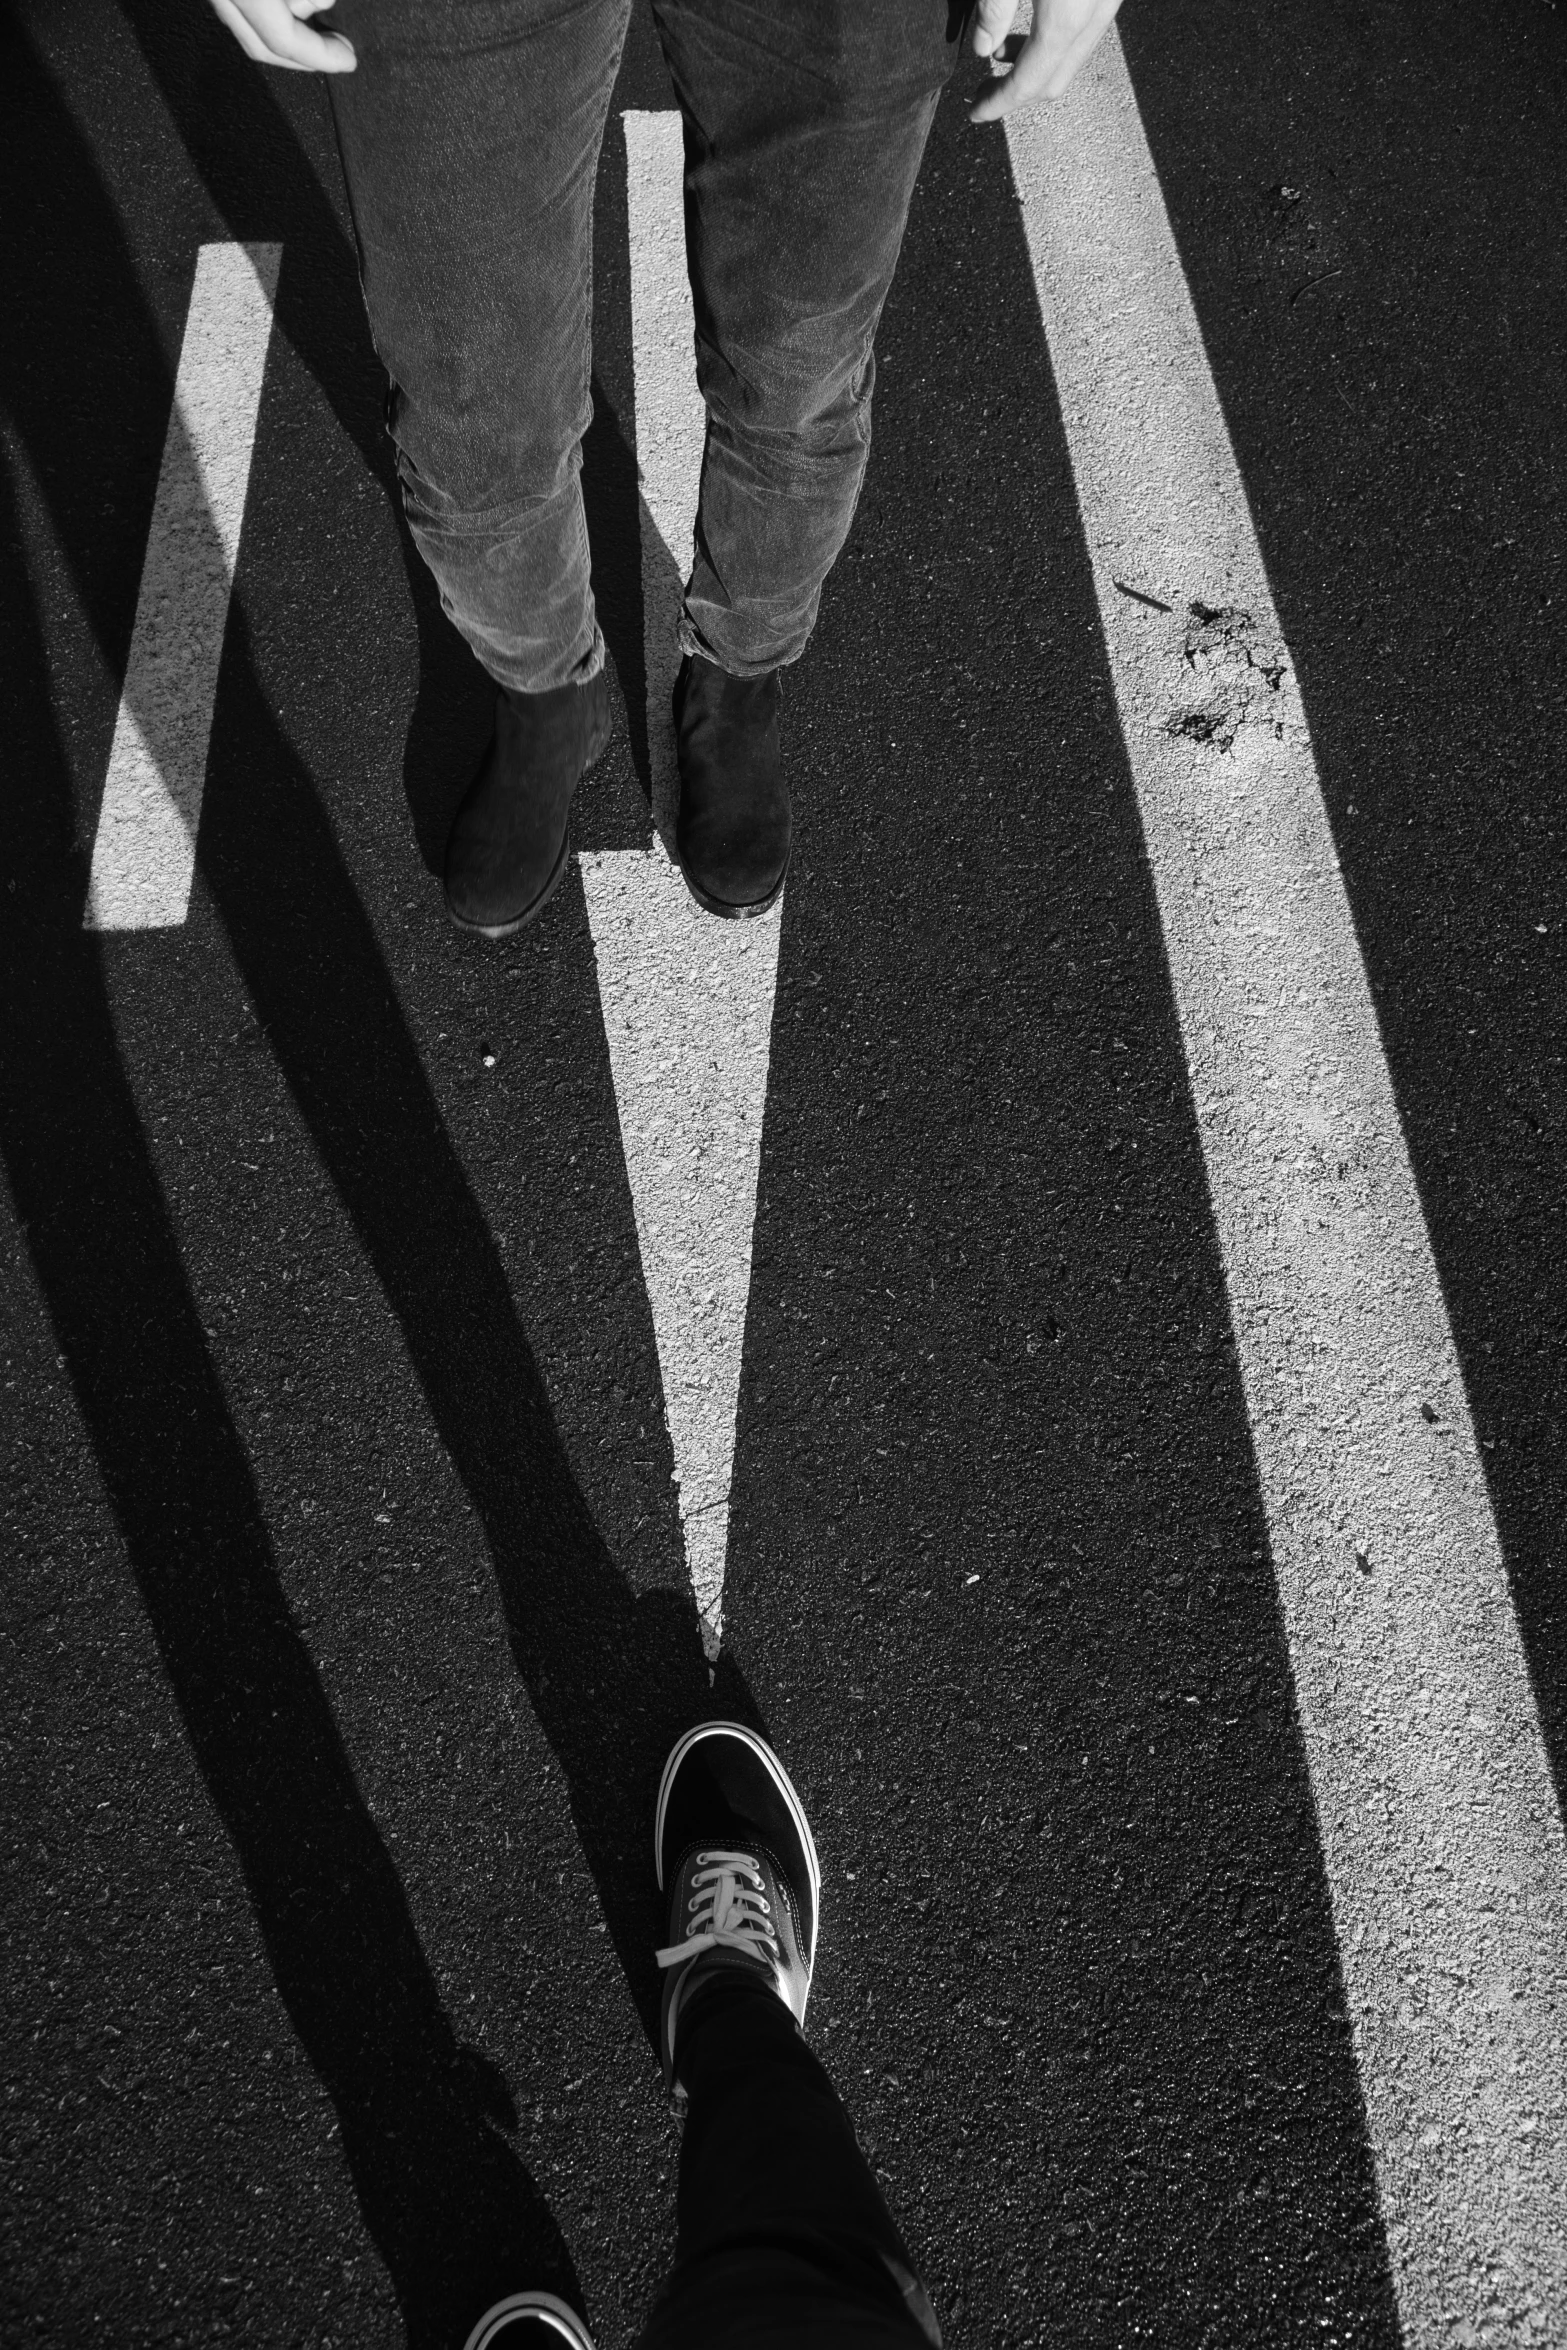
<box><xmin>444</xmin><ymin>671</ymin><xmax>613</xmax><ymax>938</ymax></box>
<box><xmin>673</xmin><ymin>655</ymin><xmax>791</xmax><ymax>919</ymax></box>
<box><xmin>654</xmin><ymin>1722</ymin><xmax>822</xmax><ymax>2093</ymax></box>
<box><xmin>461</xmin><ymin>2291</ymin><xmax>595</xmax><ymax>2350</ymax></box>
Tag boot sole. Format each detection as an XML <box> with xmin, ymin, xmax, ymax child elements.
<box><xmin>443</xmin><ymin>716</ymin><xmax>612</xmax><ymax>942</ymax></box>
<box><xmin>445</xmin><ymin>823</ymin><xmax>571</xmax><ymax>941</ymax></box>
<box><xmin>462</xmin><ymin>2292</ymin><xmax>595</xmax><ymax>2350</ymax></box>
<box><xmin>677</xmin><ymin>847</ymin><xmax>790</xmax><ymax>924</ymax></box>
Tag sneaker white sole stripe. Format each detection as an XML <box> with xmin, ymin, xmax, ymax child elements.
<box><xmin>461</xmin><ymin>2291</ymin><xmax>595</xmax><ymax>2350</ymax></box>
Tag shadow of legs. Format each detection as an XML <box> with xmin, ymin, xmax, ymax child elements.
<box><xmin>200</xmin><ymin>624</ymin><xmax>765</xmax><ymax>2046</ymax></box>
<box><xmin>0</xmin><ymin>43</ymin><xmax>581</xmax><ymax>2339</ymax></box>
<box><xmin>7</xmin><ymin>28</ymin><xmax>771</xmax><ymax>2328</ymax></box>
<box><xmin>0</xmin><ymin>466</ymin><xmax>579</xmax><ymax>2349</ymax></box>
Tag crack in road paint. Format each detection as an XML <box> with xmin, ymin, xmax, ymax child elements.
<box><xmin>1167</xmin><ymin>602</ymin><xmax>1291</xmax><ymax>751</ymax></box>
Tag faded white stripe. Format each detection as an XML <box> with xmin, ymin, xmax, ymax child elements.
<box><xmin>1006</xmin><ymin>36</ymin><xmax>1565</xmax><ymax>2342</ymax></box>
<box><xmin>85</xmin><ymin>241</ymin><xmax>280</xmax><ymax>932</ymax></box>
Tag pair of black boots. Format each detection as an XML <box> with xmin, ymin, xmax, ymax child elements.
<box><xmin>443</xmin><ymin>655</ymin><xmax>791</xmax><ymax>934</ymax></box>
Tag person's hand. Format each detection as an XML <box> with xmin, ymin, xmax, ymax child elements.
<box><xmin>967</xmin><ymin>0</ymin><xmax>1122</xmax><ymax>122</ymax></box>
<box><xmin>204</xmin><ymin>0</ymin><xmax>356</xmax><ymax>72</ymax></box>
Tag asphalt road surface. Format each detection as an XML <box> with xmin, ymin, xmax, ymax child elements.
<box><xmin>4</xmin><ymin>3</ymin><xmax>1566</xmax><ymax>2348</ymax></box>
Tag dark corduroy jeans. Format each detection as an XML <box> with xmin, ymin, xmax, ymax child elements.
<box><xmin>635</xmin><ymin>1982</ymin><xmax>941</xmax><ymax>2349</ymax></box>
<box><xmin>326</xmin><ymin>0</ymin><xmax>962</xmax><ymax>690</ymax></box>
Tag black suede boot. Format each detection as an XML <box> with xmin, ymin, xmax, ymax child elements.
<box><xmin>673</xmin><ymin>653</ymin><xmax>791</xmax><ymax>919</ymax></box>
<box><xmin>443</xmin><ymin>670</ymin><xmax>612</xmax><ymax>937</ymax></box>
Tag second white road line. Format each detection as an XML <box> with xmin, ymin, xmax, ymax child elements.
<box><xmin>1007</xmin><ymin>35</ymin><xmax>1565</xmax><ymax>2346</ymax></box>
<box><xmin>84</xmin><ymin>241</ymin><xmax>280</xmax><ymax>933</ymax></box>
<box><xmin>584</xmin><ymin>112</ymin><xmax>783</xmax><ymax>1657</ymax></box>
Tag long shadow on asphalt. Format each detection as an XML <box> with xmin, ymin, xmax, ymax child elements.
<box><xmin>1</xmin><ymin>499</ymin><xmax>575</xmax><ymax>2350</ymax></box>
<box><xmin>108</xmin><ymin>0</ymin><xmax>742</xmax><ymax>2017</ymax></box>
<box><xmin>0</xmin><ymin>27</ymin><xmax>740</xmax><ymax>2344</ymax></box>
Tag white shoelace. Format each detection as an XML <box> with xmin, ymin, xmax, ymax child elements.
<box><xmin>655</xmin><ymin>1849</ymin><xmax>779</xmax><ymax>1972</ymax></box>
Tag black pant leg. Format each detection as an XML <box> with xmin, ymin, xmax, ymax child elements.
<box><xmin>635</xmin><ymin>1984</ymin><xmax>940</xmax><ymax>2350</ymax></box>
<box><xmin>324</xmin><ymin>0</ymin><xmax>631</xmax><ymax>690</ymax></box>
<box><xmin>649</xmin><ymin>0</ymin><xmax>962</xmax><ymax>673</ymax></box>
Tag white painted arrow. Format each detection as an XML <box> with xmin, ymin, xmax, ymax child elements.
<box><xmin>580</xmin><ymin>110</ymin><xmax>783</xmax><ymax>1655</ymax></box>
<box><xmin>581</xmin><ymin>851</ymin><xmax>780</xmax><ymax>1652</ymax></box>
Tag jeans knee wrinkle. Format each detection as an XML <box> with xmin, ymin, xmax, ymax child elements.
<box><xmin>381</xmin><ymin>330</ymin><xmax>592</xmax><ymax>525</ymax></box>
<box><xmin>395</xmin><ymin>434</ymin><xmax>589</xmax><ymax>535</ymax></box>
<box><xmin>703</xmin><ymin>408</ymin><xmax>873</xmax><ymax>493</ymax></box>
<box><xmin>698</xmin><ymin>346</ymin><xmax>875</xmax><ymax>456</ymax></box>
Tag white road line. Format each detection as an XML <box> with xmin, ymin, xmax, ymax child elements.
<box><xmin>84</xmin><ymin>241</ymin><xmax>280</xmax><ymax>932</ymax></box>
<box><xmin>582</xmin><ymin>113</ymin><xmax>782</xmax><ymax>1657</ymax></box>
<box><xmin>580</xmin><ymin>856</ymin><xmax>780</xmax><ymax>1653</ymax></box>
<box><xmin>624</xmin><ymin>108</ymin><xmax>703</xmax><ymax>839</ymax></box>
<box><xmin>1007</xmin><ymin>37</ymin><xmax>1565</xmax><ymax>2343</ymax></box>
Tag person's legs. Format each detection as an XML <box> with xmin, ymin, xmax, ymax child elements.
<box><xmin>462</xmin><ymin>1722</ymin><xmax>937</xmax><ymax>2350</ymax></box>
<box><xmin>639</xmin><ymin>1723</ymin><xmax>940</xmax><ymax>2349</ymax></box>
<box><xmin>638</xmin><ymin>1981</ymin><xmax>941</xmax><ymax>2349</ymax></box>
<box><xmin>653</xmin><ymin>0</ymin><xmax>963</xmax><ymax>677</ymax></box>
<box><xmin>325</xmin><ymin>0</ymin><xmax>632</xmax><ymax>693</ymax></box>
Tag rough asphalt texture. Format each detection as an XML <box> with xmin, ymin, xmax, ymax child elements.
<box><xmin>2</xmin><ymin>2</ymin><xmax>1564</xmax><ymax>2347</ymax></box>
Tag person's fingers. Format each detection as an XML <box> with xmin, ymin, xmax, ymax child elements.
<box><xmin>968</xmin><ymin>0</ymin><xmax>1119</xmax><ymax>121</ymax></box>
<box><xmin>208</xmin><ymin>0</ymin><xmax>357</xmax><ymax>71</ymax></box>
<box><xmin>970</xmin><ymin>0</ymin><xmax>1019</xmax><ymax>61</ymax></box>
